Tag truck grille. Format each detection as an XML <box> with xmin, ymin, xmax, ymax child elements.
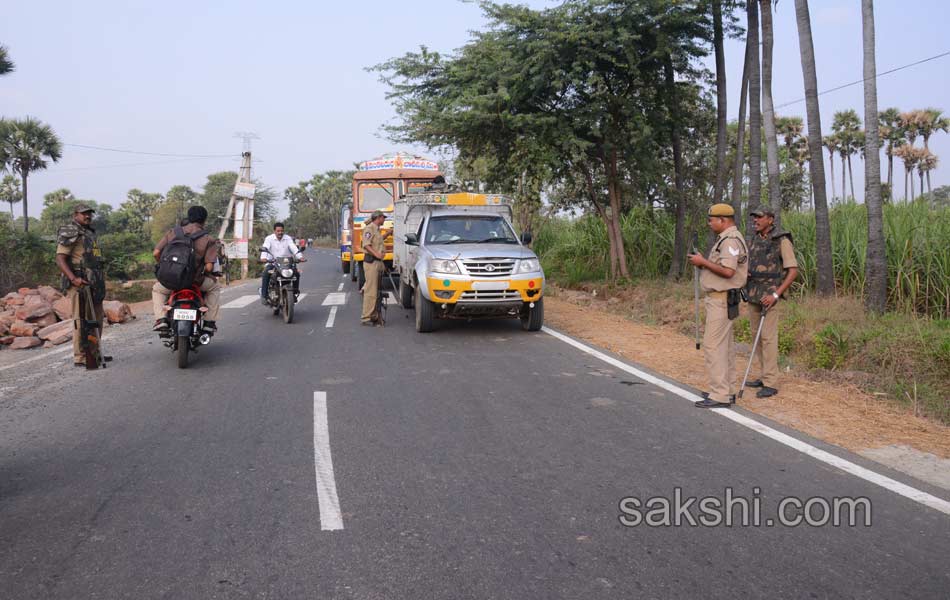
<box><xmin>459</xmin><ymin>289</ymin><xmax>522</xmax><ymax>302</ymax></box>
<box><xmin>462</xmin><ymin>258</ymin><xmax>515</xmax><ymax>277</ymax></box>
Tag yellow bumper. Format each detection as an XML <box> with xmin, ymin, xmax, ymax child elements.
<box><xmin>342</xmin><ymin>252</ymin><xmax>351</xmax><ymax>262</ymax></box>
<box><xmin>425</xmin><ymin>277</ymin><xmax>543</xmax><ymax>304</ymax></box>
<box><xmin>354</xmin><ymin>252</ymin><xmax>393</xmax><ymax>262</ymax></box>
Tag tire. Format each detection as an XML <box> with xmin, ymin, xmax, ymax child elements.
<box><xmin>356</xmin><ymin>261</ymin><xmax>365</xmax><ymax>289</ymax></box>
<box><xmin>176</xmin><ymin>335</ymin><xmax>190</xmax><ymax>368</ymax></box>
<box><xmin>399</xmin><ymin>275</ymin><xmax>414</xmax><ymax>309</ymax></box>
<box><xmin>342</xmin><ymin>259</ymin><xmax>350</xmax><ymax>274</ymax></box>
<box><xmin>520</xmin><ymin>297</ymin><xmax>544</xmax><ymax>331</ymax></box>
<box><xmin>414</xmin><ymin>285</ymin><xmax>435</xmax><ymax>333</ymax></box>
<box><xmin>283</xmin><ymin>289</ymin><xmax>295</xmax><ymax>323</ymax></box>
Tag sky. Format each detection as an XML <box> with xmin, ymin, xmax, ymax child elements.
<box><xmin>2</xmin><ymin>0</ymin><xmax>949</xmax><ymax>220</ymax></box>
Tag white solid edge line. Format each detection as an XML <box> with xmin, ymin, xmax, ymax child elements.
<box><xmin>540</xmin><ymin>326</ymin><xmax>950</xmax><ymax>517</ymax></box>
<box><xmin>0</xmin><ymin>345</ymin><xmax>73</xmax><ymax>372</ymax></box>
<box><xmin>313</xmin><ymin>391</ymin><xmax>344</xmax><ymax>531</ymax></box>
<box><xmin>325</xmin><ymin>306</ymin><xmax>338</xmax><ymax>328</ymax></box>
<box><xmin>337</xmin><ymin>282</ymin><xmax>344</xmax><ymax>291</ymax></box>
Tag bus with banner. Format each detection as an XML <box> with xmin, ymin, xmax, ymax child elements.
<box><xmin>350</xmin><ymin>152</ymin><xmax>443</xmax><ymax>287</ymax></box>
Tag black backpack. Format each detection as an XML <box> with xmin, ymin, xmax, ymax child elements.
<box><xmin>156</xmin><ymin>225</ymin><xmax>208</xmax><ymax>290</ymax></box>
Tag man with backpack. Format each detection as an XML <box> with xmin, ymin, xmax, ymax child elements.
<box><xmin>151</xmin><ymin>205</ymin><xmax>221</xmax><ymax>332</ymax></box>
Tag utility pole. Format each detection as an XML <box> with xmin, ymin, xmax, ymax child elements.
<box><xmin>219</xmin><ymin>132</ymin><xmax>259</xmax><ymax>279</ymax></box>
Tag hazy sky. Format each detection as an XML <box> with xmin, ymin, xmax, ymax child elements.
<box><xmin>3</xmin><ymin>0</ymin><xmax>949</xmax><ymax>219</ymax></box>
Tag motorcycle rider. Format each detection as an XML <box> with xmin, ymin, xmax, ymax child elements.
<box><xmin>151</xmin><ymin>205</ymin><xmax>221</xmax><ymax>332</ymax></box>
<box><xmin>260</xmin><ymin>222</ymin><xmax>306</xmax><ymax>304</ymax></box>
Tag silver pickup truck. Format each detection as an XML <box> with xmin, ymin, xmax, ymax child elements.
<box><xmin>393</xmin><ymin>192</ymin><xmax>545</xmax><ymax>332</ymax></box>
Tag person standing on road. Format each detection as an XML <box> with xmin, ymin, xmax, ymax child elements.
<box><xmin>688</xmin><ymin>203</ymin><xmax>748</xmax><ymax>408</ymax></box>
<box><xmin>55</xmin><ymin>204</ymin><xmax>111</xmax><ymax>367</ymax></box>
<box><xmin>151</xmin><ymin>206</ymin><xmax>221</xmax><ymax>332</ymax></box>
<box><xmin>744</xmin><ymin>207</ymin><xmax>799</xmax><ymax>398</ymax></box>
<box><xmin>260</xmin><ymin>222</ymin><xmax>304</xmax><ymax>304</ymax></box>
<box><xmin>360</xmin><ymin>210</ymin><xmax>387</xmax><ymax>326</ymax></box>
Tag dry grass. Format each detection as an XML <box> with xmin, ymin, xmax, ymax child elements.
<box><xmin>545</xmin><ymin>289</ymin><xmax>950</xmax><ymax>459</ymax></box>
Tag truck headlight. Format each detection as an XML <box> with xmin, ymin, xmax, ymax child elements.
<box><xmin>516</xmin><ymin>258</ymin><xmax>541</xmax><ymax>274</ymax></box>
<box><xmin>430</xmin><ymin>259</ymin><xmax>460</xmax><ymax>274</ymax></box>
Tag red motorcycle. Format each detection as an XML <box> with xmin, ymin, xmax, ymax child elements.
<box><xmin>157</xmin><ymin>285</ymin><xmax>213</xmax><ymax>368</ymax></box>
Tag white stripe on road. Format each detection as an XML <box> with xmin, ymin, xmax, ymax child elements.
<box><xmin>0</xmin><ymin>345</ymin><xmax>73</xmax><ymax>372</ymax></box>
<box><xmin>297</xmin><ymin>294</ymin><xmax>308</xmax><ymax>302</ymax></box>
<box><xmin>325</xmin><ymin>306</ymin><xmax>338</xmax><ymax>328</ymax></box>
<box><xmin>221</xmin><ymin>294</ymin><xmax>259</xmax><ymax>309</ymax></box>
<box><xmin>337</xmin><ymin>283</ymin><xmax>344</xmax><ymax>291</ymax></box>
<box><xmin>322</xmin><ymin>292</ymin><xmax>347</xmax><ymax>306</ymax></box>
<box><xmin>313</xmin><ymin>391</ymin><xmax>344</xmax><ymax>531</ymax></box>
<box><xmin>541</xmin><ymin>326</ymin><xmax>950</xmax><ymax>517</ymax></box>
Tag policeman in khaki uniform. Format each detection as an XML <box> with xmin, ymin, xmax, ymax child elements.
<box><xmin>688</xmin><ymin>203</ymin><xmax>748</xmax><ymax>408</ymax></box>
<box><xmin>360</xmin><ymin>210</ymin><xmax>388</xmax><ymax>326</ymax></box>
<box><xmin>54</xmin><ymin>204</ymin><xmax>111</xmax><ymax>366</ymax></box>
<box><xmin>744</xmin><ymin>207</ymin><xmax>799</xmax><ymax>398</ymax></box>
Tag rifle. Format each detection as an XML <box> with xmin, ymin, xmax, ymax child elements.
<box><xmin>692</xmin><ymin>233</ymin><xmax>701</xmax><ymax>350</ymax></box>
<box><xmin>80</xmin><ymin>285</ymin><xmax>104</xmax><ymax>370</ymax></box>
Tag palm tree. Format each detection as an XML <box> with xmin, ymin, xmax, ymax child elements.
<box><xmin>916</xmin><ymin>108</ymin><xmax>949</xmax><ymax>194</ymax></box>
<box><xmin>0</xmin><ymin>118</ymin><xmax>63</xmax><ymax>232</ymax></box>
<box><xmin>759</xmin><ymin>0</ymin><xmax>783</xmax><ymax>219</ymax></box>
<box><xmin>894</xmin><ymin>144</ymin><xmax>919</xmax><ymax>201</ymax></box>
<box><xmin>0</xmin><ymin>174</ymin><xmax>21</xmax><ymax>217</ymax></box>
<box><xmin>712</xmin><ymin>0</ymin><xmax>728</xmax><ymax>205</ymax></box>
<box><xmin>879</xmin><ymin>107</ymin><xmax>903</xmax><ymax>201</ymax></box>
<box><xmin>832</xmin><ymin>109</ymin><xmax>862</xmax><ymax>201</ymax></box>
<box><xmin>823</xmin><ymin>134</ymin><xmax>839</xmax><ymax>203</ymax></box>
<box><xmin>862</xmin><ymin>0</ymin><xmax>886</xmax><ymax>314</ymax></box>
<box><xmin>747</xmin><ymin>0</ymin><xmax>762</xmax><ymax>222</ymax></box>
<box><xmin>918</xmin><ymin>150</ymin><xmax>939</xmax><ymax>202</ymax></box>
<box><xmin>794</xmin><ymin>0</ymin><xmax>835</xmax><ymax>296</ymax></box>
<box><xmin>0</xmin><ymin>45</ymin><xmax>13</xmax><ymax>76</ymax></box>
<box><xmin>731</xmin><ymin>25</ymin><xmax>753</xmax><ymax>214</ymax></box>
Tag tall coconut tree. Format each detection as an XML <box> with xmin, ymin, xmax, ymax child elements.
<box><xmin>0</xmin><ymin>118</ymin><xmax>63</xmax><ymax>232</ymax></box>
<box><xmin>879</xmin><ymin>107</ymin><xmax>903</xmax><ymax>200</ymax></box>
<box><xmin>894</xmin><ymin>144</ymin><xmax>919</xmax><ymax>201</ymax></box>
<box><xmin>917</xmin><ymin>148</ymin><xmax>937</xmax><ymax>197</ymax></box>
<box><xmin>0</xmin><ymin>174</ymin><xmax>21</xmax><ymax>217</ymax></box>
<box><xmin>747</xmin><ymin>0</ymin><xmax>762</xmax><ymax>225</ymax></box>
<box><xmin>759</xmin><ymin>0</ymin><xmax>783</xmax><ymax>220</ymax></box>
<box><xmin>730</xmin><ymin>24</ymin><xmax>753</xmax><ymax>213</ymax></box>
<box><xmin>712</xmin><ymin>0</ymin><xmax>729</xmax><ymax>205</ymax></box>
<box><xmin>823</xmin><ymin>134</ymin><xmax>839</xmax><ymax>203</ymax></box>
<box><xmin>862</xmin><ymin>0</ymin><xmax>886</xmax><ymax>314</ymax></box>
<box><xmin>794</xmin><ymin>0</ymin><xmax>834</xmax><ymax>295</ymax></box>
<box><xmin>832</xmin><ymin>109</ymin><xmax>862</xmax><ymax>200</ymax></box>
<box><xmin>916</xmin><ymin>108</ymin><xmax>949</xmax><ymax>193</ymax></box>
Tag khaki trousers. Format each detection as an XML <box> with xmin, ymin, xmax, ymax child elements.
<box><xmin>748</xmin><ymin>301</ymin><xmax>781</xmax><ymax>388</ymax></box>
<box><xmin>67</xmin><ymin>286</ymin><xmax>104</xmax><ymax>364</ymax></box>
<box><xmin>703</xmin><ymin>294</ymin><xmax>736</xmax><ymax>402</ymax></box>
<box><xmin>360</xmin><ymin>261</ymin><xmax>382</xmax><ymax>322</ymax></box>
<box><xmin>152</xmin><ymin>278</ymin><xmax>221</xmax><ymax>321</ymax></box>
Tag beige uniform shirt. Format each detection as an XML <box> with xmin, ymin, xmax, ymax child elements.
<box><xmin>363</xmin><ymin>223</ymin><xmax>385</xmax><ymax>258</ymax></box>
<box><xmin>700</xmin><ymin>225</ymin><xmax>748</xmax><ymax>292</ymax></box>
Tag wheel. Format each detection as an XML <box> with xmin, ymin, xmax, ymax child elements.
<box><xmin>283</xmin><ymin>289</ymin><xmax>295</xmax><ymax>323</ymax></box>
<box><xmin>414</xmin><ymin>285</ymin><xmax>435</xmax><ymax>333</ymax></box>
<box><xmin>520</xmin><ymin>297</ymin><xmax>544</xmax><ymax>331</ymax></box>
<box><xmin>399</xmin><ymin>275</ymin><xmax>414</xmax><ymax>309</ymax></box>
<box><xmin>342</xmin><ymin>259</ymin><xmax>350</xmax><ymax>274</ymax></box>
<box><xmin>176</xmin><ymin>335</ymin><xmax>190</xmax><ymax>368</ymax></box>
<box><xmin>356</xmin><ymin>261</ymin><xmax>365</xmax><ymax>289</ymax></box>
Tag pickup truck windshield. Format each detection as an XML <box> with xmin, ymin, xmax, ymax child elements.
<box><xmin>426</xmin><ymin>215</ymin><xmax>519</xmax><ymax>244</ymax></box>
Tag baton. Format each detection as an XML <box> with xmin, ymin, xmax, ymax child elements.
<box><xmin>738</xmin><ymin>305</ymin><xmax>767</xmax><ymax>400</ymax></box>
<box><xmin>692</xmin><ymin>239</ymin><xmax>701</xmax><ymax>350</ymax></box>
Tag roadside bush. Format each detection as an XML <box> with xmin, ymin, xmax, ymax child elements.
<box><xmin>0</xmin><ymin>227</ymin><xmax>58</xmax><ymax>294</ymax></box>
<box><xmin>98</xmin><ymin>232</ymin><xmax>152</xmax><ymax>281</ymax></box>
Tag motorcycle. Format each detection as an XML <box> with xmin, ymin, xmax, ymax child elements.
<box><xmin>261</xmin><ymin>249</ymin><xmax>304</xmax><ymax>323</ymax></box>
<box><xmin>157</xmin><ymin>285</ymin><xmax>214</xmax><ymax>368</ymax></box>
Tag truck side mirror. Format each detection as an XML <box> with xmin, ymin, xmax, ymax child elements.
<box><xmin>404</xmin><ymin>233</ymin><xmax>419</xmax><ymax>246</ymax></box>
<box><xmin>520</xmin><ymin>232</ymin><xmax>533</xmax><ymax>245</ymax></box>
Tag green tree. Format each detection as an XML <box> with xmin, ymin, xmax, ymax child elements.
<box><xmin>916</xmin><ymin>107</ymin><xmax>948</xmax><ymax>195</ymax></box>
<box><xmin>285</xmin><ymin>170</ymin><xmax>354</xmax><ymax>239</ymax></box>
<box><xmin>198</xmin><ymin>171</ymin><xmax>276</xmax><ymax>237</ymax></box>
<box><xmin>0</xmin><ymin>117</ymin><xmax>63</xmax><ymax>232</ymax></box>
<box><xmin>0</xmin><ymin>45</ymin><xmax>13</xmax><ymax>76</ymax></box>
<box><xmin>43</xmin><ymin>187</ymin><xmax>75</xmax><ymax>207</ymax></box>
<box><xmin>0</xmin><ymin>174</ymin><xmax>22</xmax><ymax>217</ymax></box>
<box><xmin>759</xmin><ymin>0</ymin><xmax>783</xmax><ymax>220</ymax></box>
<box><xmin>862</xmin><ymin>0</ymin><xmax>886</xmax><ymax>314</ymax></box>
<box><xmin>38</xmin><ymin>199</ymin><xmax>112</xmax><ymax>235</ymax></box>
<box><xmin>832</xmin><ymin>109</ymin><xmax>862</xmax><ymax>201</ymax></box>
<box><xmin>879</xmin><ymin>107</ymin><xmax>905</xmax><ymax>201</ymax></box>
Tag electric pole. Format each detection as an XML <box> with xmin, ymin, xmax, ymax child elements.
<box><xmin>219</xmin><ymin>132</ymin><xmax>259</xmax><ymax>279</ymax></box>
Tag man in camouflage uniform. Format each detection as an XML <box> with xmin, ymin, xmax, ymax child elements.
<box><xmin>744</xmin><ymin>207</ymin><xmax>799</xmax><ymax>398</ymax></box>
<box><xmin>54</xmin><ymin>204</ymin><xmax>110</xmax><ymax>366</ymax></box>
<box><xmin>360</xmin><ymin>210</ymin><xmax>387</xmax><ymax>326</ymax></box>
<box><xmin>688</xmin><ymin>203</ymin><xmax>748</xmax><ymax>408</ymax></box>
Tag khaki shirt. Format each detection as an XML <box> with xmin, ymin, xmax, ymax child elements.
<box><xmin>363</xmin><ymin>223</ymin><xmax>385</xmax><ymax>257</ymax></box>
<box><xmin>700</xmin><ymin>225</ymin><xmax>748</xmax><ymax>292</ymax></box>
<box><xmin>56</xmin><ymin>224</ymin><xmax>100</xmax><ymax>267</ymax></box>
<box><xmin>777</xmin><ymin>237</ymin><xmax>798</xmax><ymax>269</ymax></box>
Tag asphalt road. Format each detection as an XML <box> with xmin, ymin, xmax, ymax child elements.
<box><xmin>1</xmin><ymin>249</ymin><xmax>948</xmax><ymax>599</ymax></box>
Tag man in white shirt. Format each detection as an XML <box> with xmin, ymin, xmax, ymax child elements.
<box><xmin>260</xmin><ymin>222</ymin><xmax>306</xmax><ymax>304</ymax></box>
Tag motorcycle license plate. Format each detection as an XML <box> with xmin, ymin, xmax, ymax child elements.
<box><xmin>173</xmin><ymin>309</ymin><xmax>197</xmax><ymax>321</ymax></box>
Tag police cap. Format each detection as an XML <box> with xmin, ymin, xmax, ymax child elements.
<box><xmin>74</xmin><ymin>203</ymin><xmax>96</xmax><ymax>214</ymax></box>
<box><xmin>707</xmin><ymin>203</ymin><xmax>735</xmax><ymax>217</ymax></box>
<box><xmin>750</xmin><ymin>206</ymin><xmax>775</xmax><ymax>217</ymax></box>
<box><xmin>371</xmin><ymin>210</ymin><xmax>386</xmax><ymax>220</ymax></box>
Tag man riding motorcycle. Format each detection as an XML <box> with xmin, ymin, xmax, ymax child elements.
<box><xmin>151</xmin><ymin>206</ymin><xmax>221</xmax><ymax>332</ymax></box>
<box><xmin>260</xmin><ymin>222</ymin><xmax>306</xmax><ymax>304</ymax></box>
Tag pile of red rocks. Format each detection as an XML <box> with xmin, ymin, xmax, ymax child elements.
<box><xmin>0</xmin><ymin>286</ymin><xmax>134</xmax><ymax>351</ymax></box>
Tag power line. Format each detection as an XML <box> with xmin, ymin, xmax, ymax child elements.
<box><xmin>775</xmin><ymin>50</ymin><xmax>950</xmax><ymax>110</ymax></box>
<box><xmin>62</xmin><ymin>142</ymin><xmax>235</xmax><ymax>158</ymax></box>
<box><xmin>48</xmin><ymin>156</ymin><xmax>240</xmax><ymax>173</ymax></box>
